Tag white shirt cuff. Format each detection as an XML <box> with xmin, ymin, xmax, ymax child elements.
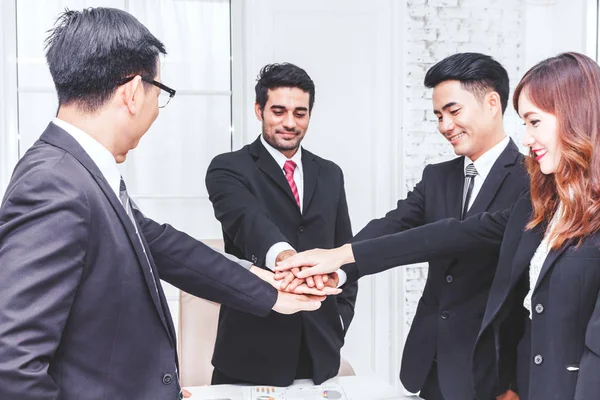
<box><xmin>336</xmin><ymin>268</ymin><xmax>347</xmax><ymax>288</ymax></box>
<box><xmin>265</xmin><ymin>242</ymin><xmax>295</xmax><ymax>271</ymax></box>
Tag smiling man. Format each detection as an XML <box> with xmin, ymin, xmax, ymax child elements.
<box><xmin>205</xmin><ymin>63</ymin><xmax>358</xmax><ymax>386</ymax></box>
<box><xmin>347</xmin><ymin>53</ymin><xmax>529</xmax><ymax>400</ymax></box>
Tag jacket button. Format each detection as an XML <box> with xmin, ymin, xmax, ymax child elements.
<box><xmin>162</xmin><ymin>373</ymin><xmax>173</xmax><ymax>385</ymax></box>
<box><xmin>298</xmin><ymin>225</ymin><xmax>304</xmax><ymax>233</ymax></box>
<box><xmin>534</xmin><ymin>354</ymin><xmax>543</xmax><ymax>365</ymax></box>
<box><xmin>535</xmin><ymin>303</ymin><xmax>544</xmax><ymax>314</ymax></box>
<box><xmin>440</xmin><ymin>311</ymin><xmax>449</xmax><ymax>320</ymax></box>
<box><xmin>251</xmin><ymin>255</ymin><xmax>258</xmax><ymax>263</ymax></box>
<box><xmin>446</xmin><ymin>275</ymin><xmax>453</xmax><ymax>283</ymax></box>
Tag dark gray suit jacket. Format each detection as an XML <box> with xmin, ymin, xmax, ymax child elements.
<box><xmin>0</xmin><ymin>123</ymin><xmax>277</xmax><ymax>400</ymax></box>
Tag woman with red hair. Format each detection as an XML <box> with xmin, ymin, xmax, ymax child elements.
<box><xmin>276</xmin><ymin>52</ymin><xmax>600</xmax><ymax>400</ymax></box>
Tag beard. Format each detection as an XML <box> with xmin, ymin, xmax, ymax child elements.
<box><xmin>262</xmin><ymin>130</ymin><xmax>303</xmax><ymax>152</ymax></box>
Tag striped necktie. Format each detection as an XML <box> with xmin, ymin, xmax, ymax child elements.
<box><xmin>283</xmin><ymin>160</ymin><xmax>301</xmax><ymax>209</ymax></box>
<box><xmin>462</xmin><ymin>163</ymin><xmax>478</xmax><ymax>220</ymax></box>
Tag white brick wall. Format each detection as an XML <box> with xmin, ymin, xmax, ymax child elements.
<box><xmin>403</xmin><ymin>0</ymin><xmax>526</xmax><ymax>333</ymax></box>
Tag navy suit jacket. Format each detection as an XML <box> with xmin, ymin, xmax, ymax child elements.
<box><xmin>0</xmin><ymin>123</ymin><xmax>277</xmax><ymax>400</ymax></box>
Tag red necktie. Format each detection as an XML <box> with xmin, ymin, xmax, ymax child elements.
<box><xmin>283</xmin><ymin>160</ymin><xmax>301</xmax><ymax>208</ymax></box>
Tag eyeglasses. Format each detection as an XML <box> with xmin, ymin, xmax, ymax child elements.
<box><xmin>118</xmin><ymin>75</ymin><xmax>176</xmax><ymax>108</ymax></box>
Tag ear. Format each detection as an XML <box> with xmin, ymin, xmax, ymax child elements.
<box><xmin>119</xmin><ymin>75</ymin><xmax>144</xmax><ymax>115</ymax></box>
<box><xmin>487</xmin><ymin>91</ymin><xmax>502</xmax><ymax>117</ymax></box>
<box><xmin>254</xmin><ymin>102</ymin><xmax>264</xmax><ymax>121</ymax></box>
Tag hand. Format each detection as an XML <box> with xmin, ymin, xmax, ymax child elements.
<box><xmin>182</xmin><ymin>388</ymin><xmax>192</xmax><ymax>398</ymax></box>
<box><xmin>275</xmin><ymin>250</ymin><xmax>308</xmax><ymax>290</ymax></box>
<box><xmin>251</xmin><ymin>265</ymin><xmax>340</xmax><ymax>296</ymax></box>
<box><xmin>272</xmin><ymin>291</ymin><xmax>325</xmax><ymax>314</ymax></box>
<box><xmin>275</xmin><ymin>244</ymin><xmax>355</xmax><ymax>278</ymax></box>
<box><xmin>496</xmin><ymin>389</ymin><xmax>519</xmax><ymax>400</ymax></box>
<box><xmin>278</xmin><ymin>269</ymin><xmax>338</xmax><ymax>293</ymax></box>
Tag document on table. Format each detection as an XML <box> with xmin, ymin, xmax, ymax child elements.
<box><xmin>250</xmin><ymin>384</ymin><xmax>347</xmax><ymax>400</ymax></box>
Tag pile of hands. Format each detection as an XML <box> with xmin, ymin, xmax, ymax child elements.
<box><xmin>250</xmin><ymin>249</ymin><xmax>343</xmax><ymax>315</ymax></box>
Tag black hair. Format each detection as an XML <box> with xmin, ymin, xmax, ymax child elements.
<box><xmin>255</xmin><ymin>63</ymin><xmax>315</xmax><ymax>113</ymax></box>
<box><xmin>45</xmin><ymin>7</ymin><xmax>166</xmax><ymax>112</ymax></box>
<box><xmin>424</xmin><ymin>52</ymin><xmax>510</xmax><ymax>114</ymax></box>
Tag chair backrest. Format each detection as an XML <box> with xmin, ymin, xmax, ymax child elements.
<box><xmin>177</xmin><ymin>239</ymin><xmax>223</xmax><ymax>387</ymax></box>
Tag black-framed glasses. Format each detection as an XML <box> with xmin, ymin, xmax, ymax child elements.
<box><xmin>118</xmin><ymin>75</ymin><xmax>176</xmax><ymax>108</ymax></box>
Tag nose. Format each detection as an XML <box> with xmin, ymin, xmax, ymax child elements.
<box><xmin>522</xmin><ymin>127</ymin><xmax>534</xmax><ymax>148</ymax></box>
<box><xmin>440</xmin><ymin>118</ymin><xmax>455</xmax><ymax>134</ymax></box>
<box><xmin>282</xmin><ymin>112</ymin><xmax>296</xmax><ymax>130</ymax></box>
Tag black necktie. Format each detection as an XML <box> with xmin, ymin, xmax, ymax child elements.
<box><xmin>462</xmin><ymin>163</ymin><xmax>478</xmax><ymax>220</ymax></box>
<box><xmin>119</xmin><ymin>177</ymin><xmax>160</xmax><ymax>298</ymax></box>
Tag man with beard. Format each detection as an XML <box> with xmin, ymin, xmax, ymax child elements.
<box><xmin>206</xmin><ymin>63</ymin><xmax>358</xmax><ymax>386</ymax></box>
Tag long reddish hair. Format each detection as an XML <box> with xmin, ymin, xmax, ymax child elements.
<box><xmin>513</xmin><ymin>52</ymin><xmax>600</xmax><ymax>249</ymax></box>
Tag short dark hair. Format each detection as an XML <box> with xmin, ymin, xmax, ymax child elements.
<box><xmin>255</xmin><ymin>63</ymin><xmax>315</xmax><ymax>113</ymax></box>
<box><xmin>45</xmin><ymin>7</ymin><xmax>166</xmax><ymax>112</ymax></box>
<box><xmin>424</xmin><ymin>53</ymin><xmax>510</xmax><ymax>114</ymax></box>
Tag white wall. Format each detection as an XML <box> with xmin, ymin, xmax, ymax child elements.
<box><xmin>238</xmin><ymin>0</ymin><xmax>406</xmax><ymax>385</ymax></box>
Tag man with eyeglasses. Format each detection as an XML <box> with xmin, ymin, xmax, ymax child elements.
<box><xmin>0</xmin><ymin>8</ymin><xmax>335</xmax><ymax>400</ymax></box>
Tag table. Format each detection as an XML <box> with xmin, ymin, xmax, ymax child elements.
<box><xmin>186</xmin><ymin>376</ymin><xmax>421</xmax><ymax>399</ymax></box>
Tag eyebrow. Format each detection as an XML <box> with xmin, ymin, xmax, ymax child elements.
<box><xmin>433</xmin><ymin>101</ymin><xmax>459</xmax><ymax>114</ymax></box>
<box><xmin>270</xmin><ymin>105</ymin><xmax>308</xmax><ymax>112</ymax></box>
<box><xmin>522</xmin><ymin>111</ymin><xmax>537</xmax><ymax>119</ymax></box>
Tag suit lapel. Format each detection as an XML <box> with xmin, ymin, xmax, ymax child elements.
<box><xmin>301</xmin><ymin>149</ymin><xmax>320</xmax><ymax>212</ymax></box>
<box><xmin>40</xmin><ymin>123</ymin><xmax>175</xmax><ymax>342</ymax></box>
<box><xmin>250</xmin><ymin>137</ymin><xmax>302</xmax><ymax>212</ymax></box>
<box><xmin>465</xmin><ymin>139</ymin><xmax>520</xmax><ymax>218</ymax></box>
<box><xmin>446</xmin><ymin>159</ymin><xmax>465</xmax><ymax>219</ymax></box>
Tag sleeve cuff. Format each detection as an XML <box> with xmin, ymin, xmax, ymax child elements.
<box><xmin>266</xmin><ymin>242</ymin><xmax>295</xmax><ymax>271</ymax></box>
<box><xmin>336</xmin><ymin>268</ymin><xmax>347</xmax><ymax>288</ymax></box>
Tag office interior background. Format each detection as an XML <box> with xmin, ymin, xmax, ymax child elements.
<box><xmin>0</xmin><ymin>0</ymin><xmax>598</xmax><ymax>391</ymax></box>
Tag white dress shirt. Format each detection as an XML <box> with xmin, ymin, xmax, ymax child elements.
<box><xmin>463</xmin><ymin>136</ymin><xmax>510</xmax><ymax>211</ymax></box>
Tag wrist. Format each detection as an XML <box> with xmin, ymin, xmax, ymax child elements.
<box><xmin>341</xmin><ymin>244</ymin><xmax>355</xmax><ymax>264</ymax></box>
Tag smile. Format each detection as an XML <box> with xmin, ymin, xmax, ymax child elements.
<box><xmin>447</xmin><ymin>132</ymin><xmax>466</xmax><ymax>144</ymax></box>
<box><xmin>532</xmin><ymin>148</ymin><xmax>547</xmax><ymax>161</ymax></box>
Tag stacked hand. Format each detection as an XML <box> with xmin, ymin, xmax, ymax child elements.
<box><xmin>250</xmin><ymin>248</ymin><xmax>350</xmax><ymax>315</ymax></box>
<box><xmin>272</xmin><ymin>250</ymin><xmax>338</xmax><ymax>292</ymax></box>
<box><xmin>274</xmin><ymin>245</ymin><xmax>355</xmax><ymax>278</ymax></box>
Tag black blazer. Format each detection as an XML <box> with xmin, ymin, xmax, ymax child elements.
<box><xmin>351</xmin><ymin>139</ymin><xmax>528</xmax><ymax>399</ymax></box>
<box><xmin>206</xmin><ymin>137</ymin><xmax>357</xmax><ymax>386</ymax></box>
<box><xmin>345</xmin><ymin>191</ymin><xmax>600</xmax><ymax>400</ymax></box>
<box><xmin>0</xmin><ymin>123</ymin><xmax>277</xmax><ymax>400</ymax></box>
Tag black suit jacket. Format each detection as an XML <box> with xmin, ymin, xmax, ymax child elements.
<box><xmin>206</xmin><ymin>137</ymin><xmax>358</xmax><ymax>386</ymax></box>
<box><xmin>0</xmin><ymin>123</ymin><xmax>277</xmax><ymax>400</ymax></box>
<box><xmin>346</xmin><ymin>191</ymin><xmax>600</xmax><ymax>400</ymax></box>
<box><xmin>350</xmin><ymin>139</ymin><xmax>528</xmax><ymax>399</ymax></box>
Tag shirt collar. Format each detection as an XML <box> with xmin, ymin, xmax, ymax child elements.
<box><xmin>53</xmin><ymin>117</ymin><xmax>122</xmax><ymax>198</ymax></box>
<box><xmin>259</xmin><ymin>134</ymin><xmax>303</xmax><ymax>175</ymax></box>
<box><xmin>464</xmin><ymin>136</ymin><xmax>510</xmax><ymax>181</ymax></box>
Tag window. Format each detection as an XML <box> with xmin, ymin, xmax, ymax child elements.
<box><xmin>3</xmin><ymin>0</ymin><xmax>236</xmax><ymax>334</ymax></box>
